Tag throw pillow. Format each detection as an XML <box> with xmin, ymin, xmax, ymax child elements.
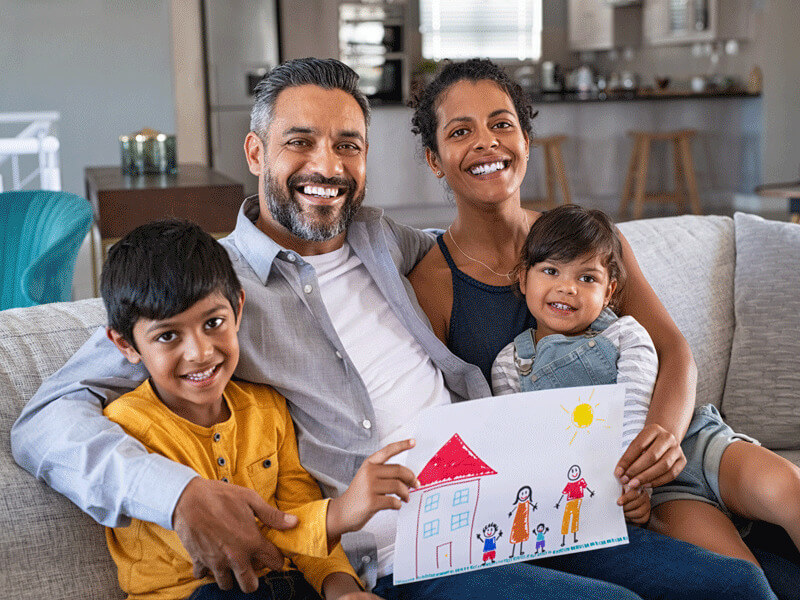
<box><xmin>721</xmin><ymin>212</ymin><xmax>800</xmax><ymax>450</ymax></box>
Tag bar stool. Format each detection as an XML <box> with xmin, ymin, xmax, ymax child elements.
<box><xmin>620</xmin><ymin>129</ymin><xmax>702</xmax><ymax>219</ymax></box>
<box><xmin>525</xmin><ymin>135</ymin><xmax>572</xmax><ymax>208</ymax></box>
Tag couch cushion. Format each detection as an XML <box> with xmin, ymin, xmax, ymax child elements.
<box><xmin>618</xmin><ymin>215</ymin><xmax>735</xmax><ymax>409</ymax></box>
<box><xmin>0</xmin><ymin>298</ymin><xmax>124</xmax><ymax>599</ymax></box>
<box><xmin>721</xmin><ymin>213</ymin><xmax>800</xmax><ymax>450</ymax></box>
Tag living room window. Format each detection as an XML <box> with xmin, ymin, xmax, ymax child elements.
<box><xmin>419</xmin><ymin>0</ymin><xmax>542</xmax><ymax>61</ymax></box>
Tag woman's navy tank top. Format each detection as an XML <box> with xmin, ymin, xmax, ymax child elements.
<box><xmin>437</xmin><ymin>234</ymin><xmax>537</xmax><ymax>385</ymax></box>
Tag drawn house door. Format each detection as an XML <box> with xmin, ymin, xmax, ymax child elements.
<box><xmin>436</xmin><ymin>542</ymin><xmax>452</xmax><ymax>569</ymax></box>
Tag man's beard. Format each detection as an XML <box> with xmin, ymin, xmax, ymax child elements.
<box><xmin>265</xmin><ymin>171</ymin><xmax>364</xmax><ymax>242</ymax></box>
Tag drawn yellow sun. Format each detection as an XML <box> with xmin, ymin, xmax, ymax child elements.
<box><xmin>562</xmin><ymin>389</ymin><xmax>608</xmax><ymax>444</ymax></box>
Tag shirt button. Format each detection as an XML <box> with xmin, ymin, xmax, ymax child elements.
<box><xmin>287</xmin><ymin>253</ymin><xmax>297</xmax><ymax>262</ymax></box>
<box><xmin>213</xmin><ymin>433</ymin><xmax>221</xmax><ymax>442</ymax></box>
<box><xmin>262</xmin><ymin>459</ymin><xmax>272</xmax><ymax>468</ymax></box>
<box><xmin>588</xmin><ymin>340</ymin><xmax>596</xmax><ymax>348</ymax></box>
<box><xmin>217</xmin><ymin>456</ymin><xmax>226</xmax><ymax>466</ymax></box>
<box><xmin>362</xmin><ymin>419</ymin><xmax>372</xmax><ymax>430</ymax></box>
<box><xmin>303</xmin><ymin>284</ymin><xmax>313</xmax><ymax>294</ymax></box>
<box><xmin>361</xmin><ymin>555</ymin><xmax>371</xmax><ymax>564</ymax></box>
<box><xmin>335</xmin><ymin>351</ymin><xmax>343</xmax><ymax>359</ymax></box>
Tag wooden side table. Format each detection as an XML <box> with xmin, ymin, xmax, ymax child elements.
<box><xmin>755</xmin><ymin>181</ymin><xmax>800</xmax><ymax>224</ymax></box>
<box><xmin>85</xmin><ymin>164</ymin><xmax>245</xmax><ymax>295</ymax></box>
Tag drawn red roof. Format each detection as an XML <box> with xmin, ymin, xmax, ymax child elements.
<box><xmin>416</xmin><ymin>433</ymin><xmax>497</xmax><ymax>487</ymax></box>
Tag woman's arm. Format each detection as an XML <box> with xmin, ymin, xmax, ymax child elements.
<box><xmin>614</xmin><ymin>231</ymin><xmax>697</xmax><ymax>488</ymax></box>
<box><xmin>408</xmin><ymin>247</ymin><xmax>452</xmax><ymax>343</ymax></box>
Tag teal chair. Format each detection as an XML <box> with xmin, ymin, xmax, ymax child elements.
<box><xmin>1</xmin><ymin>190</ymin><xmax>93</xmax><ymax>310</ymax></box>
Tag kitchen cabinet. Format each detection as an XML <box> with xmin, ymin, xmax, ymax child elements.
<box><xmin>643</xmin><ymin>0</ymin><xmax>752</xmax><ymax>46</ymax></box>
<box><xmin>568</xmin><ymin>0</ymin><xmax>641</xmax><ymax>51</ymax></box>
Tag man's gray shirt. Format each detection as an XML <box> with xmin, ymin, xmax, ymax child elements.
<box><xmin>11</xmin><ymin>197</ymin><xmax>490</xmax><ymax>587</ymax></box>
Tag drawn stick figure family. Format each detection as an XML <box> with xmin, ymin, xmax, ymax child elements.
<box><xmin>479</xmin><ymin>463</ymin><xmax>596</xmax><ymax>564</ymax></box>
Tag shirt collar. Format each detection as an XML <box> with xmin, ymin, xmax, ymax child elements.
<box><xmin>229</xmin><ymin>195</ymin><xmax>386</xmax><ymax>285</ymax></box>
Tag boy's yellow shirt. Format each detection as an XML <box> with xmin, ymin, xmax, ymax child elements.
<box><xmin>103</xmin><ymin>379</ymin><xmax>357</xmax><ymax>599</ymax></box>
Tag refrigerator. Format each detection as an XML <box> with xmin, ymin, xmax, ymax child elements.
<box><xmin>203</xmin><ymin>0</ymin><xmax>281</xmax><ymax>196</ymax></box>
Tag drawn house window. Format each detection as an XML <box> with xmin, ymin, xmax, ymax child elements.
<box><xmin>424</xmin><ymin>493</ymin><xmax>440</xmax><ymax>512</ymax></box>
<box><xmin>452</xmin><ymin>488</ymin><xmax>469</xmax><ymax>506</ymax></box>
<box><xmin>450</xmin><ymin>511</ymin><xmax>470</xmax><ymax>531</ymax></box>
<box><xmin>423</xmin><ymin>519</ymin><xmax>440</xmax><ymax>538</ymax></box>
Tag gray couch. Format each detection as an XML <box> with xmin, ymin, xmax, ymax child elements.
<box><xmin>2</xmin><ymin>212</ymin><xmax>799</xmax><ymax>599</ymax></box>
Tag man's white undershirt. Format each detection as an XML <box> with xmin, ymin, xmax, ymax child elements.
<box><xmin>303</xmin><ymin>242</ymin><xmax>451</xmax><ymax>578</ymax></box>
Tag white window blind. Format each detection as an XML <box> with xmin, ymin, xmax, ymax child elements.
<box><xmin>420</xmin><ymin>0</ymin><xmax>542</xmax><ymax>61</ymax></box>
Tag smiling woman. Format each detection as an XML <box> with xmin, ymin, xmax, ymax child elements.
<box><xmin>404</xmin><ymin>58</ymin><xmax>758</xmax><ymax>599</ymax></box>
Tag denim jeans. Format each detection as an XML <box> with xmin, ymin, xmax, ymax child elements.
<box><xmin>187</xmin><ymin>570</ymin><xmax>320</xmax><ymax>600</ymax></box>
<box><xmin>537</xmin><ymin>524</ymin><xmax>778</xmax><ymax>600</ymax></box>
<box><xmin>373</xmin><ymin>562</ymin><xmax>642</xmax><ymax>600</ymax></box>
<box><xmin>746</xmin><ymin>521</ymin><xmax>800</xmax><ymax>600</ymax></box>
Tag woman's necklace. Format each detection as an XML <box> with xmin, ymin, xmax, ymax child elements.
<box><xmin>446</xmin><ymin>211</ymin><xmax>530</xmax><ymax>280</ymax></box>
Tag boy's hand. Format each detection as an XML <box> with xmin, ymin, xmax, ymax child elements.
<box><xmin>322</xmin><ymin>572</ymin><xmax>385</xmax><ymax>600</ymax></box>
<box><xmin>173</xmin><ymin>477</ymin><xmax>298</xmax><ymax>593</ymax></box>
<box><xmin>614</xmin><ymin>424</ymin><xmax>686</xmax><ymax>490</ymax></box>
<box><xmin>327</xmin><ymin>439</ymin><xmax>419</xmax><ymax>538</ymax></box>
<box><xmin>617</xmin><ymin>485</ymin><xmax>651</xmax><ymax>524</ymax></box>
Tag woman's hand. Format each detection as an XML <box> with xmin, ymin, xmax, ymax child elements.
<box><xmin>617</xmin><ymin>485</ymin><xmax>651</xmax><ymax>525</ymax></box>
<box><xmin>615</xmin><ymin>424</ymin><xmax>686</xmax><ymax>489</ymax></box>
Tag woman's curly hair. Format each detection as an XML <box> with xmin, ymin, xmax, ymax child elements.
<box><xmin>410</xmin><ymin>58</ymin><xmax>537</xmax><ymax>155</ymax></box>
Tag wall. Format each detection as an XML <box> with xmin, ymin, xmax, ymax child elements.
<box><xmin>170</xmin><ymin>0</ymin><xmax>208</xmax><ymax>165</ymax></box>
<box><xmin>0</xmin><ymin>0</ymin><xmax>176</xmax><ymax>299</ymax></box>
<box><xmin>0</xmin><ymin>0</ymin><xmax>176</xmax><ymax>196</ymax></box>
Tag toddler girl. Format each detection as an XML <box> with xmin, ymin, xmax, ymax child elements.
<box><xmin>491</xmin><ymin>204</ymin><xmax>800</xmax><ymax>567</ymax></box>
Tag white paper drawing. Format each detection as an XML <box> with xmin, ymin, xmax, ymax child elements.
<box><xmin>393</xmin><ymin>384</ymin><xmax>629</xmax><ymax>584</ymax></box>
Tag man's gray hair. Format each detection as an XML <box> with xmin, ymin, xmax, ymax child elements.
<box><xmin>250</xmin><ymin>57</ymin><xmax>370</xmax><ymax>138</ymax></box>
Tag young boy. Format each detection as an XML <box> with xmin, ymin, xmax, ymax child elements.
<box><xmin>100</xmin><ymin>219</ymin><xmax>414</xmax><ymax>600</ymax></box>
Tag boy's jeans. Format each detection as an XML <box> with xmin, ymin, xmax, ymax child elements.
<box><xmin>187</xmin><ymin>570</ymin><xmax>320</xmax><ymax>600</ymax></box>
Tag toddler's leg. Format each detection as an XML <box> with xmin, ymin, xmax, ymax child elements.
<box><xmin>718</xmin><ymin>440</ymin><xmax>800</xmax><ymax>553</ymax></box>
<box><xmin>650</xmin><ymin>499</ymin><xmax>759</xmax><ymax>565</ymax></box>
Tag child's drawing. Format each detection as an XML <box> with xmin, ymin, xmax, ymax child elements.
<box><xmin>507</xmin><ymin>485</ymin><xmax>537</xmax><ymax>557</ymax></box>
<box><xmin>413</xmin><ymin>433</ymin><xmax>497</xmax><ymax>576</ymax></box>
<box><xmin>476</xmin><ymin>523</ymin><xmax>502</xmax><ymax>564</ymax></box>
<box><xmin>394</xmin><ymin>384</ymin><xmax>630</xmax><ymax>585</ymax></box>
<box><xmin>562</xmin><ymin>389</ymin><xmax>609</xmax><ymax>445</ymax></box>
<box><xmin>534</xmin><ymin>523</ymin><xmax>549</xmax><ymax>555</ymax></box>
<box><xmin>555</xmin><ymin>464</ymin><xmax>595</xmax><ymax>546</ymax></box>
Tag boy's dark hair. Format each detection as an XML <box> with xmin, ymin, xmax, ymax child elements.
<box><xmin>101</xmin><ymin>219</ymin><xmax>242</xmax><ymax>348</ymax></box>
<box><xmin>517</xmin><ymin>205</ymin><xmax>626</xmax><ymax>310</ymax></box>
<box><xmin>410</xmin><ymin>58</ymin><xmax>537</xmax><ymax>155</ymax></box>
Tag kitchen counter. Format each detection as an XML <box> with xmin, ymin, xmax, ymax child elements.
<box><xmin>530</xmin><ymin>88</ymin><xmax>760</xmax><ymax>104</ymax></box>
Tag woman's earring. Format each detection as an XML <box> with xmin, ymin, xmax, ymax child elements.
<box><xmin>436</xmin><ymin>171</ymin><xmax>443</xmax><ymax>177</ymax></box>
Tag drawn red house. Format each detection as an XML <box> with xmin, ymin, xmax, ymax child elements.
<box><xmin>412</xmin><ymin>433</ymin><xmax>497</xmax><ymax>577</ymax></box>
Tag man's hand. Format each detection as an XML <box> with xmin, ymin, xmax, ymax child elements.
<box><xmin>615</xmin><ymin>424</ymin><xmax>686</xmax><ymax>489</ymax></box>
<box><xmin>327</xmin><ymin>439</ymin><xmax>418</xmax><ymax>538</ymax></box>
<box><xmin>173</xmin><ymin>477</ymin><xmax>298</xmax><ymax>593</ymax></box>
<box><xmin>617</xmin><ymin>485</ymin><xmax>651</xmax><ymax>525</ymax></box>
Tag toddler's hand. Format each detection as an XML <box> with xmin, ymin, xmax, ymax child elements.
<box><xmin>614</xmin><ymin>424</ymin><xmax>686</xmax><ymax>490</ymax></box>
<box><xmin>617</xmin><ymin>485</ymin><xmax>650</xmax><ymax>525</ymax></box>
<box><xmin>327</xmin><ymin>439</ymin><xmax>419</xmax><ymax>538</ymax></box>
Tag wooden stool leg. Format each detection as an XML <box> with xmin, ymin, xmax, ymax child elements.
<box><xmin>679</xmin><ymin>136</ymin><xmax>703</xmax><ymax>215</ymax></box>
<box><xmin>672</xmin><ymin>138</ymin><xmax>686</xmax><ymax>213</ymax></box>
<box><xmin>621</xmin><ymin>136</ymin><xmax>641</xmax><ymax>217</ymax></box>
<box><xmin>544</xmin><ymin>143</ymin><xmax>557</xmax><ymax>208</ymax></box>
<box><xmin>633</xmin><ymin>138</ymin><xmax>650</xmax><ymax>220</ymax></box>
<box><xmin>550</xmin><ymin>142</ymin><xmax>572</xmax><ymax>205</ymax></box>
